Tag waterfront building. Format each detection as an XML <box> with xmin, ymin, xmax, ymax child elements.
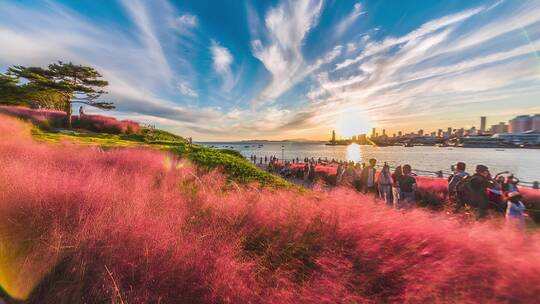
<box><xmin>480</xmin><ymin>116</ymin><xmax>487</xmax><ymax>132</ymax></box>
<box><xmin>492</xmin><ymin>132</ymin><xmax>540</xmax><ymax>145</ymax></box>
<box><xmin>460</xmin><ymin>136</ymin><xmax>503</xmax><ymax>148</ymax></box>
<box><xmin>491</xmin><ymin>122</ymin><xmax>509</xmax><ymax>134</ymax></box>
<box><xmin>509</xmin><ymin>115</ymin><xmax>533</xmax><ymax>133</ymax></box>
<box><xmin>533</xmin><ymin>114</ymin><xmax>540</xmax><ymax>131</ymax></box>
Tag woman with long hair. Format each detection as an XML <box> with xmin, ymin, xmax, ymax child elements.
<box><xmin>377</xmin><ymin>162</ymin><xmax>393</xmax><ymax>205</ymax></box>
<box><xmin>392</xmin><ymin>165</ymin><xmax>403</xmax><ymax>209</ymax></box>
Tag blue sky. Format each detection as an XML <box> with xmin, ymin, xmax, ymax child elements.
<box><xmin>1</xmin><ymin>0</ymin><xmax>539</xmax><ymax>140</ymax></box>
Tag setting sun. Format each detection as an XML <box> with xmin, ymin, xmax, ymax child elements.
<box><xmin>335</xmin><ymin>109</ymin><xmax>374</xmax><ymax>138</ymax></box>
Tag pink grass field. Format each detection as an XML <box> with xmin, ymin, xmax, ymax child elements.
<box><xmin>1</xmin><ymin>114</ymin><xmax>540</xmax><ymax>303</ymax></box>
<box><xmin>0</xmin><ymin>106</ymin><xmax>140</xmax><ymax>134</ymax></box>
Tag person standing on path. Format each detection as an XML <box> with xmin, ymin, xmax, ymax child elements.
<box><xmin>360</xmin><ymin>158</ymin><xmax>377</xmax><ymax>194</ymax></box>
<box><xmin>468</xmin><ymin>165</ymin><xmax>493</xmax><ymax>219</ymax></box>
<box><xmin>398</xmin><ymin>165</ymin><xmax>417</xmax><ymax>207</ymax></box>
<box><xmin>392</xmin><ymin>166</ymin><xmax>403</xmax><ymax>208</ymax></box>
<box><xmin>377</xmin><ymin>163</ymin><xmax>393</xmax><ymax>205</ymax></box>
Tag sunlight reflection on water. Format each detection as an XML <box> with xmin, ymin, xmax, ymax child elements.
<box><xmin>346</xmin><ymin>143</ymin><xmax>362</xmax><ymax>163</ymax></box>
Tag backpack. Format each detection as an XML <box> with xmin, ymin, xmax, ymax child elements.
<box><xmin>454</xmin><ymin>175</ymin><xmax>473</xmax><ymax>205</ymax></box>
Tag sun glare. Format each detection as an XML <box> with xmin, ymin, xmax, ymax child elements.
<box><xmin>335</xmin><ymin>110</ymin><xmax>374</xmax><ymax>138</ymax></box>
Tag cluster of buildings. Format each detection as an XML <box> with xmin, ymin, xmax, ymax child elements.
<box><xmin>336</xmin><ymin>114</ymin><xmax>540</xmax><ymax>148</ymax></box>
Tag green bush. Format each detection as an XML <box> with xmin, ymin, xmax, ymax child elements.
<box><xmin>176</xmin><ymin>145</ymin><xmax>288</xmax><ymax>187</ymax></box>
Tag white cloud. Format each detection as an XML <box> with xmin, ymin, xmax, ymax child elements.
<box><xmin>304</xmin><ymin>1</ymin><xmax>540</xmax><ymax>135</ymax></box>
<box><xmin>333</xmin><ymin>5</ymin><xmax>484</xmax><ymax>71</ymax></box>
<box><xmin>210</xmin><ymin>40</ymin><xmax>235</xmax><ymax>92</ymax></box>
<box><xmin>119</xmin><ymin>0</ymin><xmax>172</xmax><ymax>82</ymax></box>
<box><xmin>175</xmin><ymin>13</ymin><xmax>198</xmax><ymax>27</ymax></box>
<box><xmin>251</xmin><ymin>0</ymin><xmax>324</xmax><ymax>104</ymax></box>
<box><xmin>177</xmin><ymin>81</ymin><xmax>198</xmax><ymax>97</ymax></box>
<box><xmin>335</xmin><ymin>2</ymin><xmax>364</xmax><ymax>37</ymax></box>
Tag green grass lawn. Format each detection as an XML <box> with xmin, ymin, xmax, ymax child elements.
<box><xmin>31</xmin><ymin>125</ymin><xmax>290</xmax><ymax>188</ymax></box>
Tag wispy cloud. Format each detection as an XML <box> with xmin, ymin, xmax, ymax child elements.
<box><xmin>175</xmin><ymin>13</ymin><xmax>198</xmax><ymax>27</ymax></box>
<box><xmin>119</xmin><ymin>0</ymin><xmax>172</xmax><ymax>82</ymax></box>
<box><xmin>250</xmin><ymin>0</ymin><xmax>324</xmax><ymax>104</ymax></box>
<box><xmin>305</xmin><ymin>0</ymin><xmax>540</xmax><ymax>134</ymax></box>
<box><xmin>210</xmin><ymin>40</ymin><xmax>235</xmax><ymax>92</ymax></box>
<box><xmin>335</xmin><ymin>2</ymin><xmax>364</xmax><ymax>37</ymax></box>
<box><xmin>177</xmin><ymin>81</ymin><xmax>199</xmax><ymax>97</ymax></box>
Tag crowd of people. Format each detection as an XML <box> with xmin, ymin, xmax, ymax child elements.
<box><xmin>249</xmin><ymin>155</ymin><xmax>527</xmax><ymax>228</ymax></box>
<box><xmin>447</xmin><ymin>162</ymin><xmax>526</xmax><ymax>227</ymax></box>
<box><xmin>250</xmin><ymin>155</ymin><xmax>420</xmax><ymax>209</ymax></box>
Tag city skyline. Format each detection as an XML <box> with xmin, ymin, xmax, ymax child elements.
<box><xmin>333</xmin><ymin>113</ymin><xmax>540</xmax><ymax>141</ymax></box>
<box><xmin>1</xmin><ymin>0</ymin><xmax>540</xmax><ymax>140</ymax></box>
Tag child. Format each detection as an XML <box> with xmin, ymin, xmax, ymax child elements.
<box><xmin>505</xmin><ymin>192</ymin><xmax>526</xmax><ymax>229</ymax></box>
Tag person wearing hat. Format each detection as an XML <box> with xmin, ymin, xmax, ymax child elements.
<box><xmin>469</xmin><ymin>164</ymin><xmax>493</xmax><ymax>218</ymax></box>
<box><xmin>505</xmin><ymin>192</ymin><xmax>526</xmax><ymax>229</ymax></box>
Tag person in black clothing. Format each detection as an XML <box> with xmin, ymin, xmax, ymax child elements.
<box><xmin>398</xmin><ymin>164</ymin><xmax>417</xmax><ymax>205</ymax></box>
<box><xmin>469</xmin><ymin>164</ymin><xmax>492</xmax><ymax>219</ymax></box>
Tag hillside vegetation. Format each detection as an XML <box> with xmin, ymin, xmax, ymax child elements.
<box><xmin>0</xmin><ymin>106</ymin><xmax>289</xmax><ymax>188</ymax></box>
<box><xmin>1</xmin><ymin>112</ymin><xmax>540</xmax><ymax>303</ymax></box>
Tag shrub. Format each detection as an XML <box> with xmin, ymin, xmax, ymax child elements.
<box><xmin>72</xmin><ymin>114</ymin><xmax>140</xmax><ymax>134</ymax></box>
<box><xmin>0</xmin><ymin>106</ymin><xmax>140</xmax><ymax>134</ymax></box>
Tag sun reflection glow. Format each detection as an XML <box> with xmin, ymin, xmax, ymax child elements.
<box><xmin>346</xmin><ymin>143</ymin><xmax>362</xmax><ymax>163</ymax></box>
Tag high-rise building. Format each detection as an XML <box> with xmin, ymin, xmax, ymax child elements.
<box><xmin>480</xmin><ymin>116</ymin><xmax>487</xmax><ymax>132</ymax></box>
<box><xmin>371</xmin><ymin>128</ymin><xmax>376</xmax><ymax>138</ymax></box>
<box><xmin>382</xmin><ymin>129</ymin><xmax>386</xmax><ymax>136</ymax></box>
<box><xmin>398</xmin><ymin>131</ymin><xmax>402</xmax><ymax>137</ymax></box>
<box><xmin>509</xmin><ymin>115</ymin><xmax>533</xmax><ymax>133</ymax></box>
<box><xmin>418</xmin><ymin>129</ymin><xmax>424</xmax><ymax>136</ymax></box>
<box><xmin>533</xmin><ymin>114</ymin><xmax>540</xmax><ymax>131</ymax></box>
<box><xmin>491</xmin><ymin>122</ymin><xmax>508</xmax><ymax>134</ymax></box>
<box><xmin>331</xmin><ymin>130</ymin><xmax>336</xmax><ymax>143</ymax></box>
<box><xmin>437</xmin><ymin>129</ymin><xmax>443</xmax><ymax>137</ymax></box>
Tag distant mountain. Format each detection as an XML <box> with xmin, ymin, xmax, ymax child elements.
<box><xmin>238</xmin><ymin>139</ymin><xmax>325</xmax><ymax>143</ymax></box>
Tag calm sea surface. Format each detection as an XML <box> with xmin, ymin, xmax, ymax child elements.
<box><xmin>199</xmin><ymin>142</ymin><xmax>540</xmax><ymax>183</ymax></box>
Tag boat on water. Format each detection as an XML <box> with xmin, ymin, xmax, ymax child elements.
<box><xmin>403</xmin><ymin>142</ymin><xmax>414</xmax><ymax>147</ymax></box>
<box><xmin>325</xmin><ymin>142</ymin><xmax>349</xmax><ymax>146</ymax></box>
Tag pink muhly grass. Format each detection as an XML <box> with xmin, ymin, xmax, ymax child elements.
<box><xmin>72</xmin><ymin>114</ymin><xmax>140</xmax><ymax>134</ymax></box>
<box><xmin>1</xmin><ymin>114</ymin><xmax>540</xmax><ymax>303</ymax></box>
<box><xmin>0</xmin><ymin>105</ymin><xmax>140</xmax><ymax>134</ymax></box>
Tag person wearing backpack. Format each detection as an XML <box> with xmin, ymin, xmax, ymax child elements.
<box><xmin>468</xmin><ymin>165</ymin><xmax>493</xmax><ymax>219</ymax></box>
<box><xmin>448</xmin><ymin>162</ymin><xmax>469</xmax><ymax>196</ymax></box>
<box><xmin>448</xmin><ymin>162</ymin><xmax>469</xmax><ymax>211</ymax></box>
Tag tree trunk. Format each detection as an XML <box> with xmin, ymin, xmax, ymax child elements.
<box><xmin>64</xmin><ymin>102</ymin><xmax>72</xmax><ymax>129</ymax></box>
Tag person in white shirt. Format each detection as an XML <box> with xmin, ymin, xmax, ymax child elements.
<box><xmin>360</xmin><ymin>158</ymin><xmax>377</xmax><ymax>194</ymax></box>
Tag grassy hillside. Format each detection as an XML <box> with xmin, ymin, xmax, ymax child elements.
<box><xmin>0</xmin><ymin>106</ymin><xmax>289</xmax><ymax>188</ymax></box>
